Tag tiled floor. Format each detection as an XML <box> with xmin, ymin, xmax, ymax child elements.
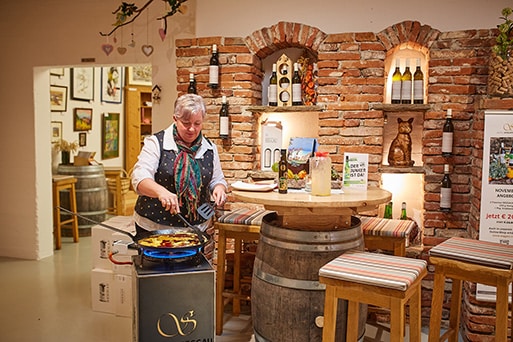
<box><xmin>0</xmin><ymin>235</ymin><xmax>453</xmax><ymax>341</ymax></box>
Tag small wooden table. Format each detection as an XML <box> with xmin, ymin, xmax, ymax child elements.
<box><xmin>232</xmin><ymin>187</ymin><xmax>392</xmax><ymax>230</ymax></box>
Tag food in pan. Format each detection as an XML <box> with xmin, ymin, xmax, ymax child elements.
<box><xmin>138</xmin><ymin>233</ymin><xmax>201</xmax><ymax>248</ymax></box>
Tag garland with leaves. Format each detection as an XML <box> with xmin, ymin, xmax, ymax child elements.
<box><xmin>100</xmin><ymin>0</ymin><xmax>188</xmax><ymax>37</ymax></box>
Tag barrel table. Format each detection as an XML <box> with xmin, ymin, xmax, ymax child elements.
<box><xmin>57</xmin><ymin>164</ymin><xmax>108</xmax><ymax>236</ymax></box>
<box><xmin>231</xmin><ymin>187</ymin><xmax>392</xmax><ymax>342</ymax></box>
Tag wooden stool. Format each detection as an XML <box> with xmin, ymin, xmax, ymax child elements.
<box><xmin>52</xmin><ymin>175</ymin><xmax>79</xmax><ymax>250</ymax></box>
<box><xmin>428</xmin><ymin>237</ymin><xmax>513</xmax><ymax>342</ymax></box>
<box><xmin>105</xmin><ymin>167</ymin><xmax>130</xmax><ymax>216</ymax></box>
<box><xmin>215</xmin><ymin>208</ymin><xmax>273</xmax><ymax>336</ymax></box>
<box><xmin>360</xmin><ymin>216</ymin><xmax>417</xmax><ymax>256</ymax></box>
<box><xmin>319</xmin><ymin>251</ymin><xmax>427</xmax><ymax>341</ymax></box>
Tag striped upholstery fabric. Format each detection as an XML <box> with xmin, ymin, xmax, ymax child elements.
<box><xmin>217</xmin><ymin>208</ymin><xmax>274</xmax><ymax>225</ymax></box>
<box><xmin>429</xmin><ymin>237</ymin><xmax>513</xmax><ymax>270</ymax></box>
<box><xmin>360</xmin><ymin>216</ymin><xmax>415</xmax><ymax>238</ymax></box>
<box><xmin>319</xmin><ymin>251</ymin><xmax>427</xmax><ymax>291</ymax></box>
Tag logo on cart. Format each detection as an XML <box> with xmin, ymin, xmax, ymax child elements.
<box><xmin>157</xmin><ymin>310</ymin><xmax>197</xmax><ymax>337</ymax></box>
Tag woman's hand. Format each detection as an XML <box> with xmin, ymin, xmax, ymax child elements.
<box><xmin>158</xmin><ymin>192</ymin><xmax>180</xmax><ymax>214</ymax></box>
<box><xmin>212</xmin><ymin>184</ymin><xmax>227</xmax><ymax>207</ymax></box>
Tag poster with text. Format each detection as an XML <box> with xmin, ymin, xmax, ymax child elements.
<box><xmin>477</xmin><ymin>110</ymin><xmax>513</xmax><ymax>302</ymax></box>
<box><xmin>342</xmin><ymin>153</ymin><xmax>368</xmax><ymax>190</ymax></box>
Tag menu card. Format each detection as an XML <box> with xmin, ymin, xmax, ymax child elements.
<box><xmin>343</xmin><ymin>152</ymin><xmax>368</xmax><ymax>190</ymax></box>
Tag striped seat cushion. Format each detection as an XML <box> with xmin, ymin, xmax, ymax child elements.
<box><xmin>429</xmin><ymin>237</ymin><xmax>513</xmax><ymax>270</ymax></box>
<box><xmin>360</xmin><ymin>216</ymin><xmax>416</xmax><ymax>238</ymax></box>
<box><xmin>217</xmin><ymin>208</ymin><xmax>274</xmax><ymax>226</ymax></box>
<box><xmin>319</xmin><ymin>251</ymin><xmax>427</xmax><ymax>291</ymax></box>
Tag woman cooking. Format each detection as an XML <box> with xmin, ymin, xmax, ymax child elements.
<box><xmin>131</xmin><ymin>93</ymin><xmax>228</xmax><ymax>258</ymax></box>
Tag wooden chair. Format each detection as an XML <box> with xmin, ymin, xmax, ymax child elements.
<box><xmin>214</xmin><ymin>208</ymin><xmax>273</xmax><ymax>336</ymax></box>
<box><xmin>52</xmin><ymin>175</ymin><xmax>79</xmax><ymax>249</ymax></box>
<box><xmin>428</xmin><ymin>237</ymin><xmax>513</xmax><ymax>342</ymax></box>
<box><xmin>360</xmin><ymin>216</ymin><xmax>417</xmax><ymax>257</ymax></box>
<box><xmin>319</xmin><ymin>251</ymin><xmax>427</xmax><ymax>342</ymax></box>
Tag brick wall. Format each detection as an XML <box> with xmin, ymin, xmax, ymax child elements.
<box><xmin>176</xmin><ymin>21</ymin><xmax>504</xmax><ymax>339</ymax></box>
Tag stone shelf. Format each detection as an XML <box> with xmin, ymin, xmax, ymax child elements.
<box><xmin>378</xmin><ymin>165</ymin><xmax>427</xmax><ymax>174</ymax></box>
<box><xmin>371</xmin><ymin>104</ymin><xmax>431</xmax><ymax>112</ymax></box>
<box><xmin>246</xmin><ymin>105</ymin><xmax>325</xmax><ymax>113</ymax></box>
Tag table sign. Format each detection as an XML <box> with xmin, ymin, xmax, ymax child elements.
<box><xmin>343</xmin><ymin>153</ymin><xmax>369</xmax><ymax>190</ymax></box>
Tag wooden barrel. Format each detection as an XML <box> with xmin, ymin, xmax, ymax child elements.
<box><xmin>57</xmin><ymin>165</ymin><xmax>108</xmax><ymax>236</ymax></box>
<box><xmin>252</xmin><ymin>213</ymin><xmax>366</xmax><ymax>342</ymax></box>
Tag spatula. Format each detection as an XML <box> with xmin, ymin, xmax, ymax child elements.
<box><xmin>197</xmin><ymin>202</ymin><xmax>216</xmax><ymax>220</ymax></box>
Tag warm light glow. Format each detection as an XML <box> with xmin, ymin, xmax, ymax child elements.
<box><xmin>259</xmin><ymin>112</ymin><xmax>318</xmax><ymax>148</ymax></box>
<box><xmin>381</xmin><ymin>173</ymin><xmax>424</xmax><ymax>228</ymax></box>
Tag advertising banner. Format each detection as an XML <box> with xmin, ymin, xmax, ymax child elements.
<box><xmin>476</xmin><ymin>110</ymin><xmax>513</xmax><ymax>301</ymax></box>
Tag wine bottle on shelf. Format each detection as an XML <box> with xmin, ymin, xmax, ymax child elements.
<box><xmin>292</xmin><ymin>62</ymin><xmax>302</xmax><ymax>105</ymax></box>
<box><xmin>400</xmin><ymin>202</ymin><xmax>408</xmax><ymax>220</ymax></box>
<box><xmin>219</xmin><ymin>95</ymin><xmax>229</xmax><ymax>139</ymax></box>
<box><xmin>187</xmin><ymin>73</ymin><xmax>197</xmax><ymax>94</ymax></box>
<box><xmin>440</xmin><ymin>164</ymin><xmax>452</xmax><ymax>212</ymax></box>
<box><xmin>401</xmin><ymin>59</ymin><xmax>412</xmax><ymax>104</ymax></box>
<box><xmin>268</xmin><ymin>63</ymin><xmax>278</xmax><ymax>106</ymax></box>
<box><xmin>391</xmin><ymin>59</ymin><xmax>402</xmax><ymax>104</ymax></box>
<box><xmin>278</xmin><ymin>149</ymin><xmax>288</xmax><ymax>194</ymax></box>
<box><xmin>413</xmin><ymin>58</ymin><xmax>424</xmax><ymax>104</ymax></box>
<box><xmin>208</xmin><ymin>44</ymin><xmax>219</xmax><ymax>89</ymax></box>
<box><xmin>442</xmin><ymin>109</ymin><xmax>454</xmax><ymax>157</ymax></box>
<box><xmin>384</xmin><ymin>201</ymin><xmax>393</xmax><ymax>219</ymax></box>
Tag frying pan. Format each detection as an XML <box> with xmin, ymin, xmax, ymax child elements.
<box><xmin>58</xmin><ymin>207</ymin><xmax>210</xmax><ymax>254</ymax></box>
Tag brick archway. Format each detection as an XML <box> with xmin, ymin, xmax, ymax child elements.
<box><xmin>244</xmin><ymin>21</ymin><xmax>328</xmax><ymax>58</ymax></box>
<box><xmin>376</xmin><ymin>21</ymin><xmax>440</xmax><ymax>55</ymax></box>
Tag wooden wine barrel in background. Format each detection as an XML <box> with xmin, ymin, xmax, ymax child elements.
<box><xmin>252</xmin><ymin>213</ymin><xmax>366</xmax><ymax>342</ymax></box>
<box><xmin>57</xmin><ymin>164</ymin><xmax>108</xmax><ymax>236</ymax></box>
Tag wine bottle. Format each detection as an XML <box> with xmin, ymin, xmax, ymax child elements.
<box><xmin>391</xmin><ymin>59</ymin><xmax>402</xmax><ymax>104</ymax></box>
<box><xmin>413</xmin><ymin>58</ymin><xmax>424</xmax><ymax>104</ymax></box>
<box><xmin>219</xmin><ymin>95</ymin><xmax>229</xmax><ymax>139</ymax></box>
<box><xmin>384</xmin><ymin>201</ymin><xmax>393</xmax><ymax>219</ymax></box>
<box><xmin>440</xmin><ymin>164</ymin><xmax>452</xmax><ymax>212</ymax></box>
<box><xmin>208</xmin><ymin>44</ymin><xmax>219</xmax><ymax>89</ymax></box>
<box><xmin>400</xmin><ymin>202</ymin><xmax>408</xmax><ymax>220</ymax></box>
<box><xmin>401</xmin><ymin>59</ymin><xmax>412</xmax><ymax>104</ymax></box>
<box><xmin>442</xmin><ymin>109</ymin><xmax>454</xmax><ymax>157</ymax></box>
<box><xmin>187</xmin><ymin>73</ymin><xmax>197</xmax><ymax>94</ymax></box>
<box><xmin>292</xmin><ymin>62</ymin><xmax>302</xmax><ymax>105</ymax></box>
<box><xmin>269</xmin><ymin>63</ymin><xmax>278</xmax><ymax>106</ymax></box>
<box><xmin>278</xmin><ymin>149</ymin><xmax>288</xmax><ymax>194</ymax></box>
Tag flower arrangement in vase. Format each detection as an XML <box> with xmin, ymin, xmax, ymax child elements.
<box><xmin>54</xmin><ymin>139</ymin><xmax>79</xmax><ymax>165</ymax></box>
<box><xmin>489</xmin><ymin>7</ymin><xmax>513</xmax><ymax>96</ymax></box>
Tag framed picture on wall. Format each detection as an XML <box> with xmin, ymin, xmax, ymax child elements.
<box><xmin>51</xmin><ymin>121</ymin><xmax>62</xmax><ymax>143</ymax></box>
<box><xmin>73</xmin><ymin>108</ymin><xmax>93</xmax><ymax>131</ymax></box>
<box><xmin>127</xmin><ymin>65</ymin><xmax>152</xmax><ymax>86</ymax></box>
<box><xmin>71</xmin><ymin>67</ymin><xmax>94</xmax><ymax>101</ymax></box>
<box><xmin>50</xmin><ymin>68</ymin><xmax>64</xmax><ymax>77</ymax></box>
<box><xmin>78</xmin><ymin>132</ymin><xmax>87</xmax><ymax>147</ymax></box>
<box><xmin>50</xmin><ymin>85</ymin><xmax>68</xmax><ymax>112</ymax></box>
<box><xmin>101</xmin><ymin>66</ymin><xmax>123</xmax><ymax>103</ymax></box>
<box><xmin>102</xmin><ymin>112</ymin><xmax>120</xmax><ymax>159</ymax></box>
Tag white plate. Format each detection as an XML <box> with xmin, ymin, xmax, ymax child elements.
<box><xmin>231</xmin><ymin>181</ymin><xmax>277</xmax><ymax>192</ymax></box>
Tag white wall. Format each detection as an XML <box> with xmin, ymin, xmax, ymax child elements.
<box><xmin>0</xmin><ymin>0</ymin><xmax>509</xmax><ymax>259</ymax></box>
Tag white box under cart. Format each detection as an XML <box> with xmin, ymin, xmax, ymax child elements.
<box><xmin>132</xmin><ymin>254</ymin><xmax>215</xmax><ymax>342</ymax></box>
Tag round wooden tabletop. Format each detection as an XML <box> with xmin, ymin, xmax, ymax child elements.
<box><xmin>232</xmin><ymin>187</ymin><xmax>392</xmax><ymax>229</ymax></box>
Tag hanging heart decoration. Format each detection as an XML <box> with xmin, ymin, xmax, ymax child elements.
<box><xmin>101</xmin><ymin>44</ymin><xmax>114</xmax><ymax>56</ymax></box>
<box><xmin>158</xmin><ymin>28</ymin><xmax>166</xmax><ymax>41</ymax></box>
<box><xmin>117</xmin><ymin>47</ymin><xmax>127</xmax><ymax>55</ymax></box>
<box><xmin>142</xmin><ymin>45</ymin><xmax>154</xmax><ymax>57</ymax></box>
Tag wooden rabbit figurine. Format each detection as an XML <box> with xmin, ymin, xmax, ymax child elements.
<box><xmin>388</xmin><ymin>117</ymin><xmax>415</xmax><ymax>167</ymax></box>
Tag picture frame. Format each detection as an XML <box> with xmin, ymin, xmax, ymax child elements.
<box><xmin>78</xmin><ymin>132</ymin><xmax>87</xmax><ymax>147</ymax></box>
<box><xmin>50</xmin><ymin>85</ymin><xmax>68</xmax><ymax>112</ymax></box>
<box><xmin>73</xmin><ymin>108</ymin><xmax>93</xmax><ymax>131</ymax></box>
<box><xmin>101</xmin><ymin>66</ymin><xmax>123</xmax><ymax>103</ymax></box>
<box><xmin>71</xmin><ymin>67</ymin><xmax>94</xmax><ymax>101</ymax></box>
<box><xmin>51</xmin><ymin>121</ymin><xmax>62</xmax><ymax>143</ymax></box>
<box><xmin>102</xmin><ymin>112</ymin><xmax>120</xmax><ymax>159</ymax></box>
<box><xmin>127</xmin><ymin>65</ymin><xmax>152</xmax><ymax>86</ymax></box>
<box><xmin>50</xmin><ymin>68</ymin><xmax>64</xmax><ymax>77</ymax></box>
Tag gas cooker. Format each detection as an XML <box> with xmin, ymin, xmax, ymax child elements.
<box><xmin>132</xmin><ymin>252</ymin><xmax>212</xmax><ymax>274</ymax></box>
